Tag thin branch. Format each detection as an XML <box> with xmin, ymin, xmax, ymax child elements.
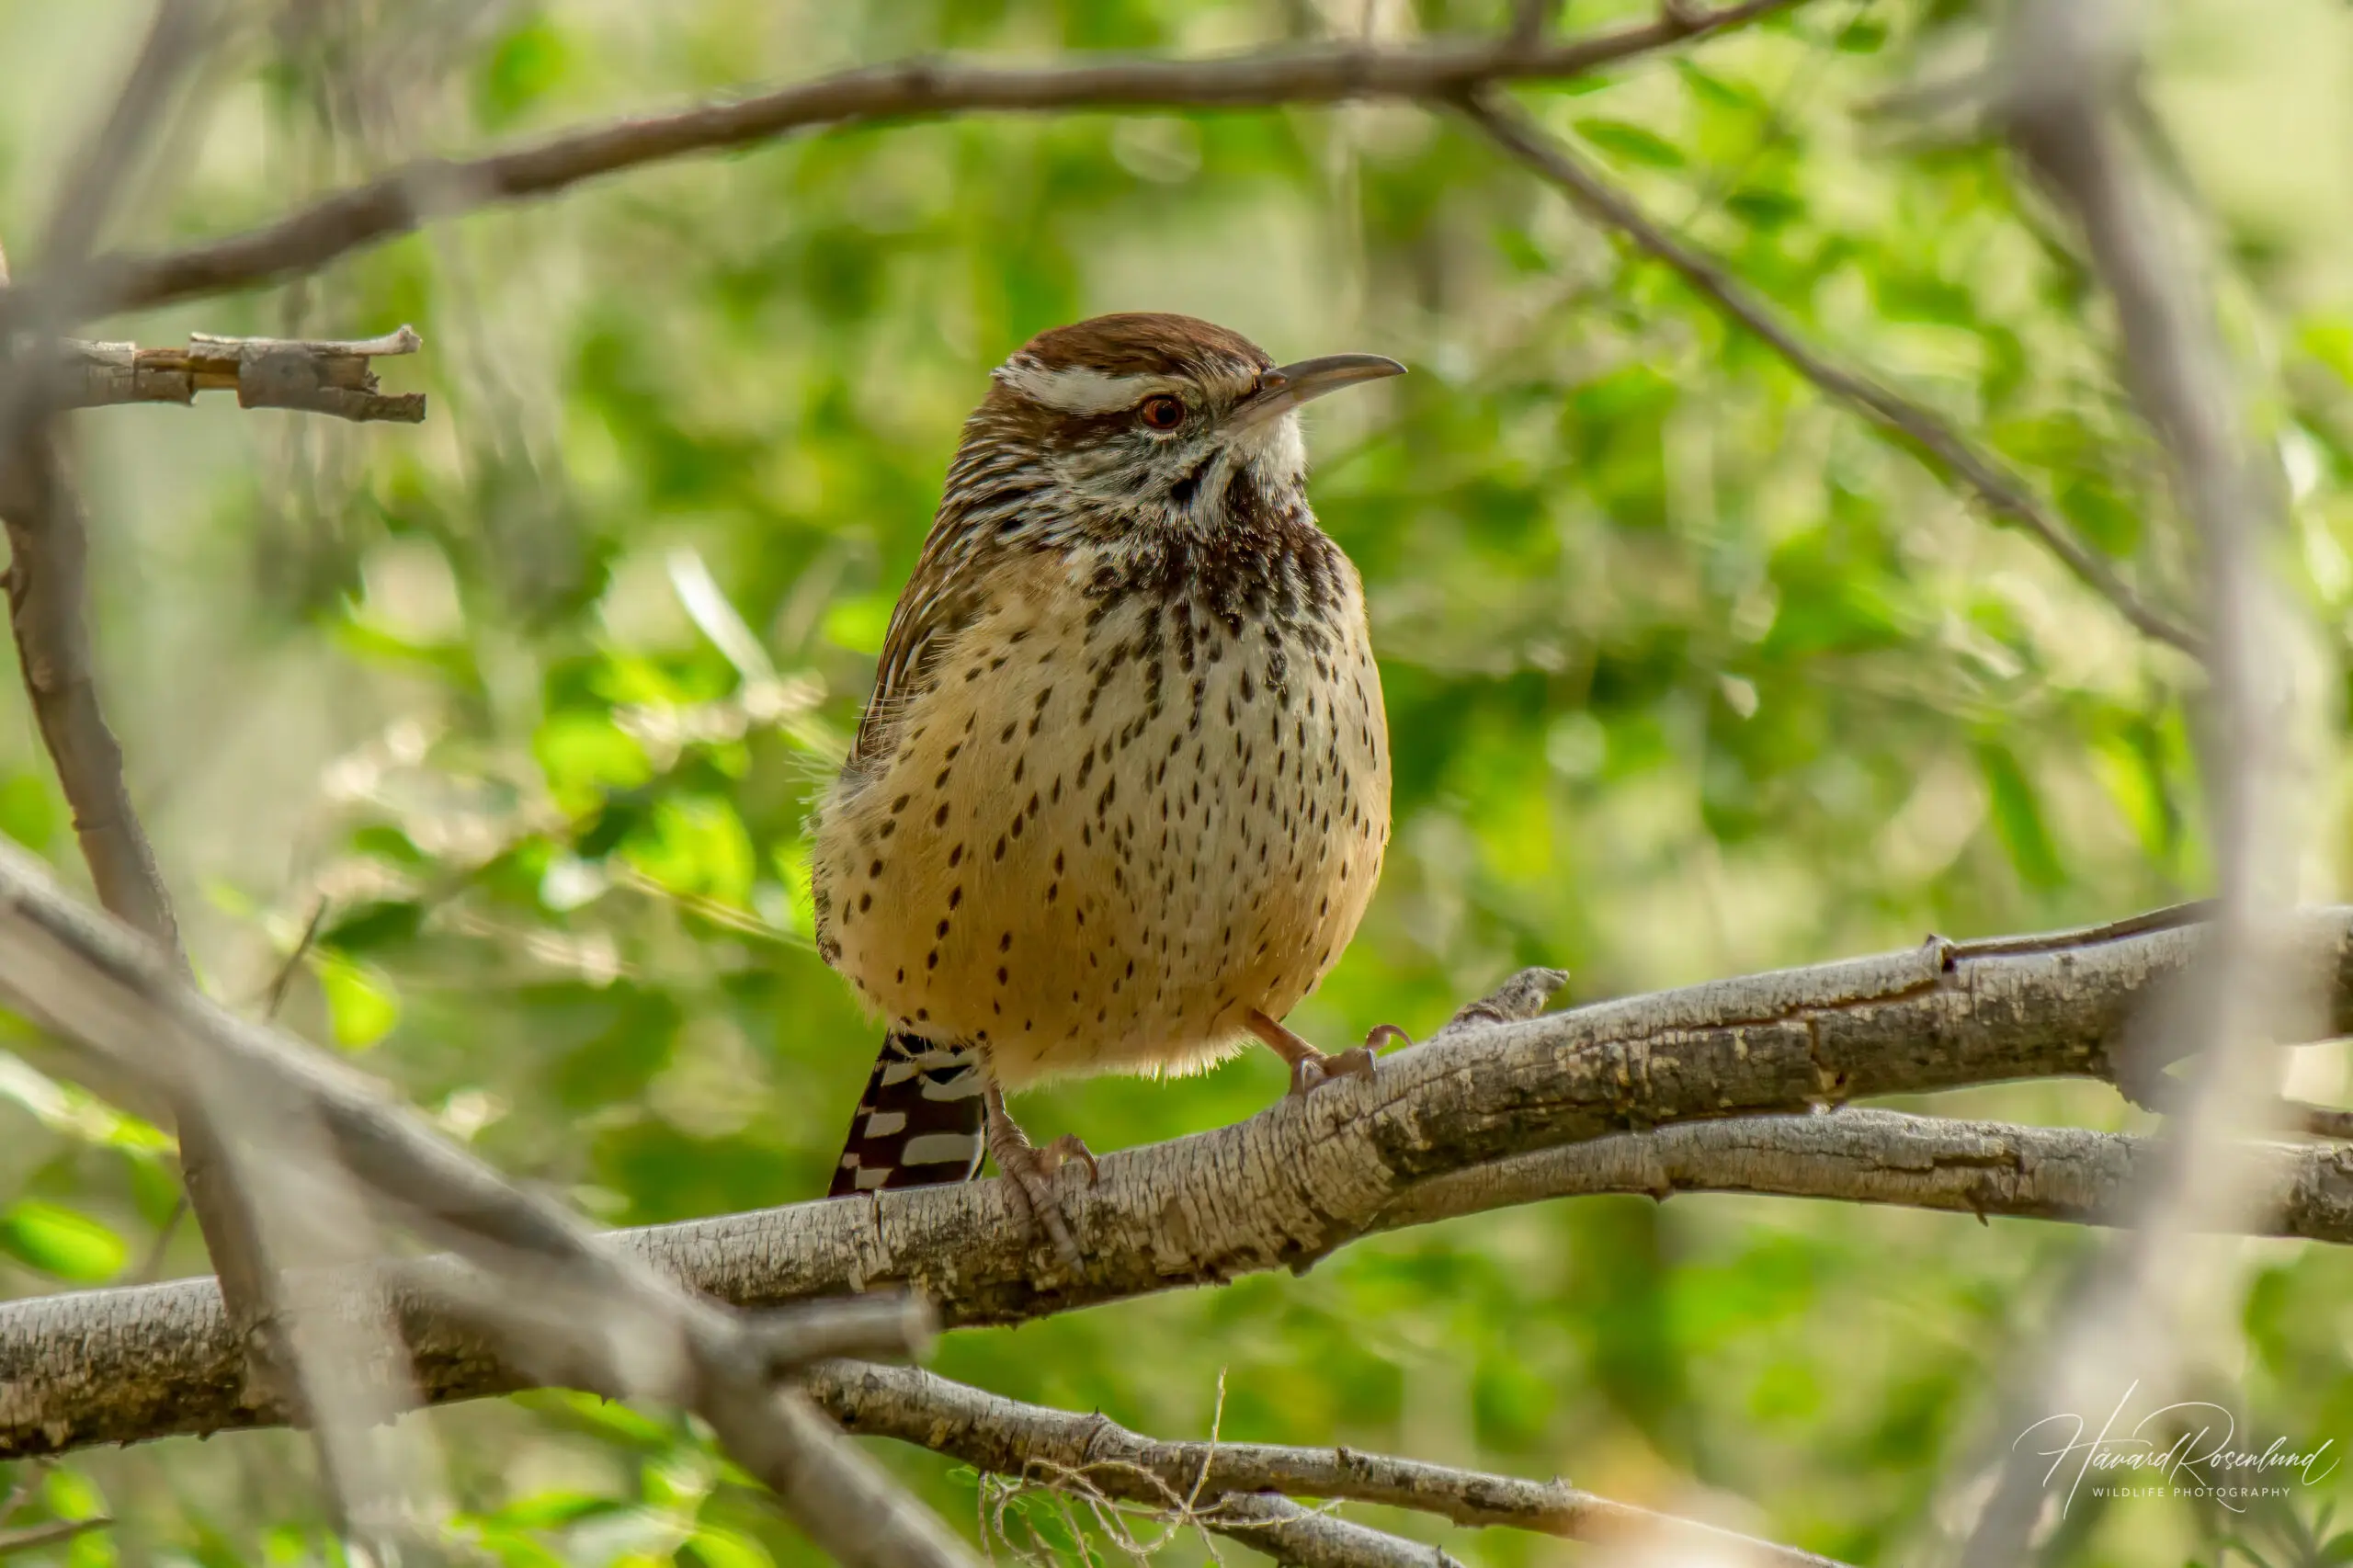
<box><xmin>813</xmin><ymin>1362</ymin><xmax>1852</xmax><ymax>1568</ymax></box>
<box><xmin>0</xmin><ymin>0</ymin><xmax>1807</xmax><ymax>330</ymax></box>
<box><xmin>0</xmin><ymin>436</ymin><xmax>181</xmax><ymax>953</ymax></box>
<box><xmin>34</xmin><ymin>0</ymin><xmax>218</xmax><ymax>271</ymax></box>
<box><xmin>38</xmin><ymin>328</ymin><xmax>426</xmax><ymax>425</ymax></box>
<box><xmin>10</xmin><ymin>906</ymin><xmax>2353</xmax><ymax>1458</ymax></box>
<box><xmin>0</xmin><ymin>1517</ymin><xmax>110</xmax><ymax>1557</ymax></box>
<box><xmin>1371</xmin><ymin>1107</ymin><xmax>2352</xmax><ymax>1233</ymax></box>
<box><xmin>1458</xmin><ymin>91</ymin><xmax>2205</xmax><ymax>659</ymax></box>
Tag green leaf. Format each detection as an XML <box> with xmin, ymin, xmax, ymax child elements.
<box><xmin>1574</xmin><ymin>118</ymin><xmax>1688</xmax><ymax>170</ymax></box>
<box><xmin>0</xmin><ymin>1200</ymin><xmax>127</xmax><ymax>1282</ymax></box>
<box><xmin>625</xmin><ymin>796</ymin><xmax>756</xmax><ymax>907</ymax></box>
<box><xmin>481</xmin><ymin>1493</ymin><xmax>631</xmax><ymax>1531</ymax></box>
<box><xmin>1724</xmin><ymin>187</ymin><xmax>1805</xmax><ymax>230</ymax></box>
<box><xmin>0</xmin><ymin>772</ymin><xmax>57</xmax><ymax>852</ymax></box>
<box><xmin>320</xmin><ymin>900</ymin><xmax>424</xmax><ymax>954</ymax></box>
<box><xmin>821</xmin><ymin>593</ymin><xmax>892</xmax><ymax>655</ymax></box>
<box><xmin>475</xmin><ymin>17</ymin><xmax>570</xmax><ymax>130</ymax></box>
<box><xmin>536</xmin><ymin>711</ymin><xmax>654</xmax><ymax>806</ymax></box>
<box><xmin>319</xmin><ymin>957</ymin><xmax>401</xmax><ymax>1051</ymax></box>
<box><xmin>684</xmin><ymin>1527</ymin><xmax>773</xmax><ymax>1568</ymax></box>
<box><xmin>1976</xmin><ymin>742</ymin><xmax>2065</xmax><ymax>889</ymax></box>
<box><xmin>1835</xmin><ymin>15</ymin><xmax>1888</xmax><ymax>51</ymax></box>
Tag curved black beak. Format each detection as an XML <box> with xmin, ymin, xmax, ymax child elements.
<box><xmin>1224</xmin><ymin>352</ymin><xmax>1406</xmax><ymax>431</ymax></box>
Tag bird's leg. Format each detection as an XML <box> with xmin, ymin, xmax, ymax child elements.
<box><xmin>983</xmin><ymin>1081</ymin><xmax>1096</xmax><ymax>1268</ymax></box>
<box><xmin>1246</xmin><ymin>1010</ymin><xmax>1414</xmax><ymax>1097</ymax></box>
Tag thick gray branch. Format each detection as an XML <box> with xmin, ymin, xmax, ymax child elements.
<box><xmin>0</xmin><ymin>0</ymin><xmax>1803</xmax><ymax>329</ymax></box>
<box><xmin>6</xmin><ymin>905</ymin><xmax>2353</xmax><ymax>1458</ymax></box>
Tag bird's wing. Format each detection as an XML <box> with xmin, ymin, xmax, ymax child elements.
<box><xmin>846</xmin><ymin>526</ymin><xmax>997</xmax><ymax>777</ymax></box>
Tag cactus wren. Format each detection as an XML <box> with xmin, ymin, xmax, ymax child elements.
<box><xmin>813</xmin><ymin>312</ymin><xmax>1400</xmax><ymax>1256</ymax></box>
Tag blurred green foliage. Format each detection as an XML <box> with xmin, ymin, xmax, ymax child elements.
<box><xmin>2</xmin><ymin>0</ymin><xmax>2353</xmax><ymax>1563</ymax></box>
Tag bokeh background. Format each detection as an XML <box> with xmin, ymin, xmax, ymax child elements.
<box><xmin>5</xmin><ymin>0</ymin><xmax>2353</xmax><ymax>1562</ymax></box>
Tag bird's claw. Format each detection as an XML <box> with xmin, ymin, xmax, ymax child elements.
<box><xmin>995</xmin><ymin>1134</ymin><xmax>1096</xmax><ymax>1269</ymax></box>
<box><xmin>1288</xmin><ymin>1044</ymin><xmax>1378</xmax><ymax>1097</ymax></box>
<box><xmin>1040</xmin><ymin>1132</ymin><xmax>1100</xmax><ymax>1184</ymax></box>
<box><xmin>1282</xmin><ymin>1024</ymin><xmax>1417</xmax><ymax>1096</ymax></box>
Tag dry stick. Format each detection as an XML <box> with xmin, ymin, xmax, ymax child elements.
<box><xmin>39</xmin><ymin>329</ymin><xmax>426</xmax><ymax>425</ymax></box>
<box><xmin>0</xmin><ymin>0</ymin><xmax>1807</xmax><ymax>331</ymax></box>
<box><xmin>0</xmin><ymin>839</ymin><xmax>974</xmax><ymax>1568</ymax></box>
<box><xmin>813</xmin><ymin>1361</ymin><xmax>1851</xmax><ymax>1568</ymax></box>
<box><xmin>12</xmin><ymin>907</ymin><xmax>2353</xmax><ymax>1461</ymax></box>
<box><xmin>1952</xmin><ymin>7</ymin><xmax>2325</xmax><ymax>1564</ymax></box>
<box><xmin>1457</xmin><ymin>92</ymin><xmax>2203</xmax><ymax>658</ymax></box>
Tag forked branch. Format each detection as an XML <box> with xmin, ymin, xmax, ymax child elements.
<box><xmin>6</xmin><ymin>904</ymin><xmax>2353</xmax><ymax>1460</ymax></box>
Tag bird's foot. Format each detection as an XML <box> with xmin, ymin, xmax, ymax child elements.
<box><xmin>1288</xmin><ymin>1044</ymin><xmax>1375</xmax><ymax>1096</ymax></box>
<box><xmin>1249</xmin><ymin>1011</ymin><xmax>1414</xmax><ymax>1098</ymax></box>
<box><xmin>985</xmin><ymin>1085</ymin><xmax>1096</xmax><ymax>1269</ymax></box>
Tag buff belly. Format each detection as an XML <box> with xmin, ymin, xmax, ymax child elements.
<box><xmin>813</xmin><ymin>576</ymin><xmax>1390</xmax><ymax>1090</ymax></box>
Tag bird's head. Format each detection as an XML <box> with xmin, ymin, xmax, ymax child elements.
<box><xmin>951</xmin><ymin>312</ymin><xmax>1402</xmax><ymax>539</ymax></box>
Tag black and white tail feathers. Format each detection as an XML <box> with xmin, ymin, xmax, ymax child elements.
<box><xmin>826</xmin><ymin>1031</ymin><xmax>987</xmax><ymax>1196</ymax></box>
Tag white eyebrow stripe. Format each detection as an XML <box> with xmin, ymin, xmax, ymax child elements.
<box><xmin>993</xmin><ymin>358</ymin><xmax>1171</xmax><ymax>415</ymax></box>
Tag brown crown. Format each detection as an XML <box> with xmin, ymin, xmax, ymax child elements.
<box><xmin>1012</xmin><ymin>312</ymin><xmax>1273</xmax><ymax>379</ymax></box>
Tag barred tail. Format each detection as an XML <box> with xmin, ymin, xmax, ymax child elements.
<box><xmin>826</xmin><ymin>1031</ymin><xmax>987</xmax><ymax>1197</ymax></box>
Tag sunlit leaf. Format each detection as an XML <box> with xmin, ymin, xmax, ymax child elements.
<box><xmin>0</xmin><ymin>1200</ymin><xmax>127</xmax><ymax>1282</ymax></box>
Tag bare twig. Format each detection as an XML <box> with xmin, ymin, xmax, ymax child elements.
<box><xmin>37</xmin><ymin>328</ymin><xmax>426</xmax><ymax>424</ymax></box>
<box><xmin>127</xmin><ymin>1193</ymin><xmax>186</xmax><ymax>1285</ymax></box>
<box><xmin>0</xmin><ymin>0</ymin><xmax>1806</xmax><ymax>330</ymax></box>
<box><xmin>261</xmin><ymin>897</ymin><xmax>333</xmax><ymax>1020</ymax></box>
<box><xmin>0</xmin><ymin>1517</ymin><xmax>110</xmax><ymax>1557</ymax></box>
<box><xmin>1458</xmin><ymin>91</ymin><xmax>2205</xmax><ymax>658</ymax></box>
<box><xmin>11</xmin><ymin>908</ymin><xmax>2353</xmax><ymax>1458</ymax></box>
<box><xmin>813</xmin><ymin>1362</ymin><xmax>1852</xmax><ymax>1568</ymax></box>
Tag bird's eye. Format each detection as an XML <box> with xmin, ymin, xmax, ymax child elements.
<box><xmin>1137</xmin><ymin>394</ymin><xmax>1185</xmax><ymax>431</ymax></box>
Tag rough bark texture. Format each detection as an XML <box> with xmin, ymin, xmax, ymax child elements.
<box><xmin>5</xmin><ymin>905</ymin><xmax>2351</xmax><ymax>1459</ymax></box>
<box><xmin>41</xmin><ymin>328</ymin><xmax>425</xmax><ymax>422</ymax></box>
